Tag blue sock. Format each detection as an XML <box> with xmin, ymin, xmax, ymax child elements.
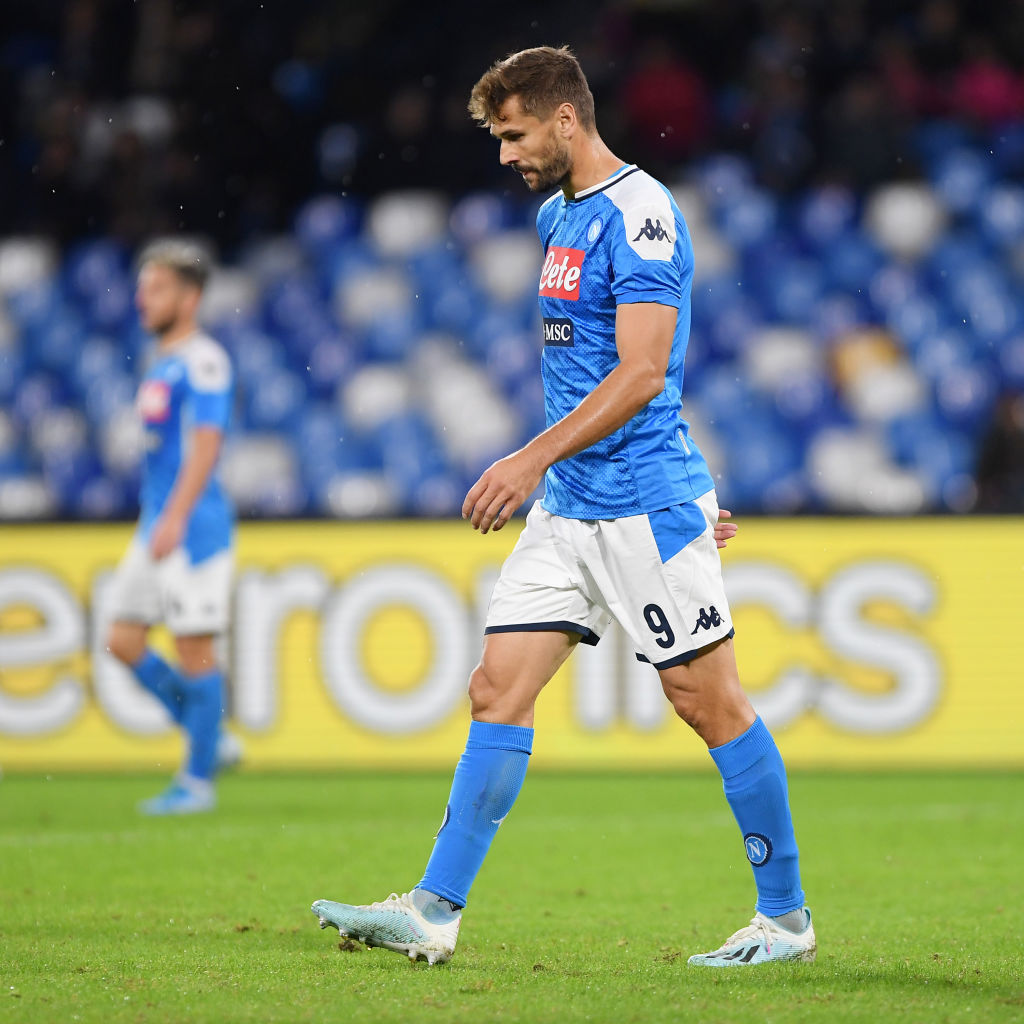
<box><xmin>130</xmin><ymin>650</ymin><xmax>185</xmax><ymax>725</ymax></box>
<box><xmin>418</xmin><ymin>720</ymin><xmax>533</xmax><ymax>908</ymax></box>
<box><xmin>709</xmin><ymin>717</ymin><xmax>805</xmax><ymax>917</ymax></box>
<box><xmin>180</xmin><ymin>669</ymin><xmax>224</xmax><ymax>782</ymax></box>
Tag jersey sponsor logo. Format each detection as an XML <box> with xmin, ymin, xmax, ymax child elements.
<box><xmin>543</xmin><ymin>318</ymin><xmax>574</xmax><ymax>347</ymax></box>
<box><xmin>632</xmin><ymin>218</ymin><xmax>670</xmax><ymax>242</ymax></box>
<box><xmin>137</xmin><ymin>379</ymin><xmax>171</xmax><ymax>423</ymax></box>
<box><xmin>539</xmin><ymin>246</ymin><xmax>584</xmax><ymax>300</ymax></box>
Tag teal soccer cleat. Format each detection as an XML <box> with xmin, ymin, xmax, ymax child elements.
<box><xmin>687</xmin><ymin>909</ymin><xmax>816</xmax><ymax>967</ymax></box>
<box><xmin>138</xmin><ymin>777</ymin><xmax>215</xmax><ymax>816</ymax></box>
<box><xmin>312</xmin><ymin>892</ymin><xmax>460</xmax><ymax>965</ymax></box>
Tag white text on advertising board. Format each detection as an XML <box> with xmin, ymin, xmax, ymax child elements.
<box><xmin>0</xmin><ymin>559</ymin><xmax>940</xmax><ymax>737</ymax></box>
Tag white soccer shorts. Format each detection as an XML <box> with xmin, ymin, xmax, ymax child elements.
<box><xmin>485</xmin><ymin>490</ymin><xmax>734</xmax><ymax>669</ymax></box>
<box><xmin>107</xmin><ymin>538</ymin><xmax>233</xmax><ymax>636</ymax></box>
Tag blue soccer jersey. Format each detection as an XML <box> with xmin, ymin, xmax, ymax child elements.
<box><xmin>135</xmin><ymin>331</ymin><xmax>234</xmax><ymax>561</ymax></box>
<box><xmin>535</xmin><ymin>163</ymin><xmax>714</xmax><ymax>518</ymax></box>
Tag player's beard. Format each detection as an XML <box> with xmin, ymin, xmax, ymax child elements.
<box><xmin>149</xmin><ymin>310</ymin><xmax>181</xmax><ymax>340</ymax></box>
<box><xmin>517</xmin><ymin>137</ymin><xmax>572</xmax><ymax>193</ymax></box>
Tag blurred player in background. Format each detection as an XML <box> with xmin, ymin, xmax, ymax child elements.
<box><xmin>105</xmin><ymin>240</ymin><xmax>236</xmax><ymax>815</ymax></box>
<box><xmin>313</xmin><ymin>46</ymin><xmax>813</xmax><ymax>967</ymax></box>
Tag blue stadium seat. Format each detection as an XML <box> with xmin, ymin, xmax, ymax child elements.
<box><xmin>930</xmin><ymin>148</ymin><xmax>994</xmax><ymax>216</ymax></box>
<box><xmin>997</xmin><ymin>335</ymin><xmax>1024</xmax><ymax>388</ymax></box>
<box><xmin>796</xmin><ymin>186</ymin><xmax>858</xmax><ymax>249</ymax></box>
<box><xmin>450</xmin><ymin>193</ymin><xmax>511</xmax><ymax>246</ymax></box>
<box><xmin>242</xmin><ymin>369</ymin><xmax>307</xmax><ymax>431</ymax></box>
<box><xmin>887</xmin><ymin>411</ymin><xmax>974</xmax><ymax>502</ymax></box>
<box><xmin>716</xmin><ymin>188</ymin><xmax>778</xmax><ymax>250</ymax></box>
<box><xmin>294</xmin><ymin>195</ymin><xmax>362</xmax><ymax>261</ymax></box>
<box><xmin>823</xmin><ymin>233</ymin><xmax>885</xmax><ymax>293</ymax></box>
<box><xmin>933</xmin><ymin>362</ymin><xmax>999</xmax><ymax>434</ymax></box>
<box><xmin>976</xmin><ymin>184</ymin><xmax>1024</xmax><ymax>249</ymax></box>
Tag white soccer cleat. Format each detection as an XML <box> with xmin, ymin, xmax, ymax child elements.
<box><xmin>311</xmin><ymin>892</ymin><xmax>460</xmax><ymax>965</ymax></box>
<box><xmin>687</xmin><ymin>909</ymin><xmax>816</xmax><ymax>967</ymax></box>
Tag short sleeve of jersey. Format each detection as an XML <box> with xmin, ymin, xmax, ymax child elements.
<box><xmin>185</xmin><ymin>342</ymin><xmax>232</xmax><ymax>429</ymax></box>
<box><xmin>608</xmin><ymin>188</ymin><xmax>683</xmax><ymax>307</ymax></box>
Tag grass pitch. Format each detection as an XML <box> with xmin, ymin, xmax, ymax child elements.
<box><xmin>1</xmin><ymin>770</ymin><xmax>1021</xmax><ymax>1023</ymax></box>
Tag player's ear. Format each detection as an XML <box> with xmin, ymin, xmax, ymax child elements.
<box><xmin>556</xmin><ymin>102</ymin><xmax>577</xmax><ymax>138</ymax></box>
<box><xmin>183</xmin><ymin>283</ymin><xmax>203</xmax><ymax>314</ymax></box>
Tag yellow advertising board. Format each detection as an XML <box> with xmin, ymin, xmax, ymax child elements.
<box><xmin>0</xmin><ymin>518</ymin><xmax>1021</xmax><ymax>770</ymax></box>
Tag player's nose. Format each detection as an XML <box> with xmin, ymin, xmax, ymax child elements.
<box><xmin>499</xmin><ymin>141</ymin><xmax>517</xmax><ymax>166</ymax></box>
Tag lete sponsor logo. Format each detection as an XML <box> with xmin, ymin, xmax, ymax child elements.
<box><xmin>539</xmin><ymin>246</ymin><xmax>584</xmax><ymax>300</ymax></box>
<box><xmin>137</xmin><ymin>379</ymin><xmax>171</xmax><ymax>423</ymax></box>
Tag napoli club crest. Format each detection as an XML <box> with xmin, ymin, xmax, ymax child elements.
<box><xmin>743</xmin><ymin>833</ymin><xmax>772</xmax><ymax>866</ymax></box>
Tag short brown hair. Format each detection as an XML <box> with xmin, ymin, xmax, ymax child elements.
<box><xmin>468</xmin><ymin>45</ymin><xmax>596</xmax><ymax>131</ymax></box>
<box><xmin>138</xmin><ymin>238</ymin><xmax>210</xmax><ymax>291</ymax></box>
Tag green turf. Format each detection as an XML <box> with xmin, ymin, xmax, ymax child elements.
<box><xmin>1</xmin><ymin>770</ymin><xmax>1021</xmax><ymax>1024</ymax></box>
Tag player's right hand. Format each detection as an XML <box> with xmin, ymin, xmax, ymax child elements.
<box><xmin>463</xmin><ymin>448</ymin><xmax>546</xmax><ymax>535</ymax></box>
<box><xmin>149</xmin><ymin>512</ymin><xmax>185</xmax><ymax>560</ymax></box>
<box><xmin>714</xmin><ymin>509</ymin><xmax>738</xmax><ymax>549</ymax></box>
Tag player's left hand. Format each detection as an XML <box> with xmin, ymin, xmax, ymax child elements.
<box><xmin>463</xmin><ymin>448</ymin><xmax>546</xmax><ymax>534</ymax></box>
<box><xmin>149</xmin><ymin>513</ymin><xmax>185</xmax><ymax>560</ymax></box>
<box><xmin>714</xmin><ymin>508</ymin><xmax>738</xmax><ymax>549</ymax></box>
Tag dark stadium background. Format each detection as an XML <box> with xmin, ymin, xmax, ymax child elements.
<box><xmin>1</xmin><ymin>0</ymin><xmax>1022</xmax><ymax>522</ymax></box>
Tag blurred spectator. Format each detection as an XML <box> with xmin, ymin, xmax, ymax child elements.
<box><xmin>621</xmin><ymin>39</ymin><xmax>710</xmax><ymax>169</ymax></box>
<box><xmin>975</xmin><ymin>393</ymin><xmax>1024</xmax><ymax>512</ymax></box>
<box><xmin>951</xmin><ymin>36</ymin><xmax>1024</xmax><ymax>127</ymax></box>
<box><xmin>821</xmin><ymin>73</ymin><xmax>911</xmax><ymax>189</ymax></box>
<box><xmin>914</xmin><ymin>0</ymin><xmax>964</xmax><ymax>81</ymax></box>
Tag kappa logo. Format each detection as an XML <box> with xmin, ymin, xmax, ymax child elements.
<box><xmin>690</xmin><ymin>605</ymin><xmax>723</xmax><ymax>635</ymax></box>
<box><xmin>633</xmin><ymin>218</ymin><xmax>670</xmax><ymax>243</ymax></box>
<box><xmin>539</xmin><ymin>246</ymin><xmax>584</xmax><ymax>300</ymax></box>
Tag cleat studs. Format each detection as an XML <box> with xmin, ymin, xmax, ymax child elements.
<box><xmin>318</xmin><ymin>917</ymin><xmax>327</xmax><ymax>929</ymax></box>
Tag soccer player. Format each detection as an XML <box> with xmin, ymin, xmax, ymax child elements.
<box><xmin>105</xmin><ymin>240</ymin><xmax>234</xmax><ymax>815</ymax></box>
<box><xmin>312</xmin><ymin>46</ymin><xmax>814</xmax><ymax>967</ymax></box>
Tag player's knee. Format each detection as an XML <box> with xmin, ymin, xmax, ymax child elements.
<box><xmin>105</xmin><ymin>625</ymin><xmax>143</xmax><ymax>665</ymax></box>
<box><xmin>665</xmin><ymin>685</ymin><xmax>707</xmax><ymax>732</ymax></box>
<box><xmin>662</xmin><ymin>679</ymin><xmax>723</xmax><ymax>738</ymax></box>
<box><xmin>174</xmin><ymin>638</ymin><xmax>216</xmax><ymax>676</ymax></box>
<box><xmin>468</xmin><ymin>663</ymin><xmax>498</xmax><ymax>717</ymax></box>
<box><xmin>665</xmin><ymin>681</ymin><xmax>755</xmax><ymax>746</ymax></box>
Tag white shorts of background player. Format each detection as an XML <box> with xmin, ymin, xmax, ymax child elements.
<box><xmin>107</xmin><ymin>539</ymin><xmax>233</xmax><ymax>637</ymax></box>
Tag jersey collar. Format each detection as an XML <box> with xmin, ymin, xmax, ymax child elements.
<box><xmin>567</xmin><ymin>164</ymin><xmax>639</xmax><ymax>202</ymax></box>
<box><xmin>156</xmin><ymin>328</ymin><xmax>200</xmax><ymax>356</ymax></box>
